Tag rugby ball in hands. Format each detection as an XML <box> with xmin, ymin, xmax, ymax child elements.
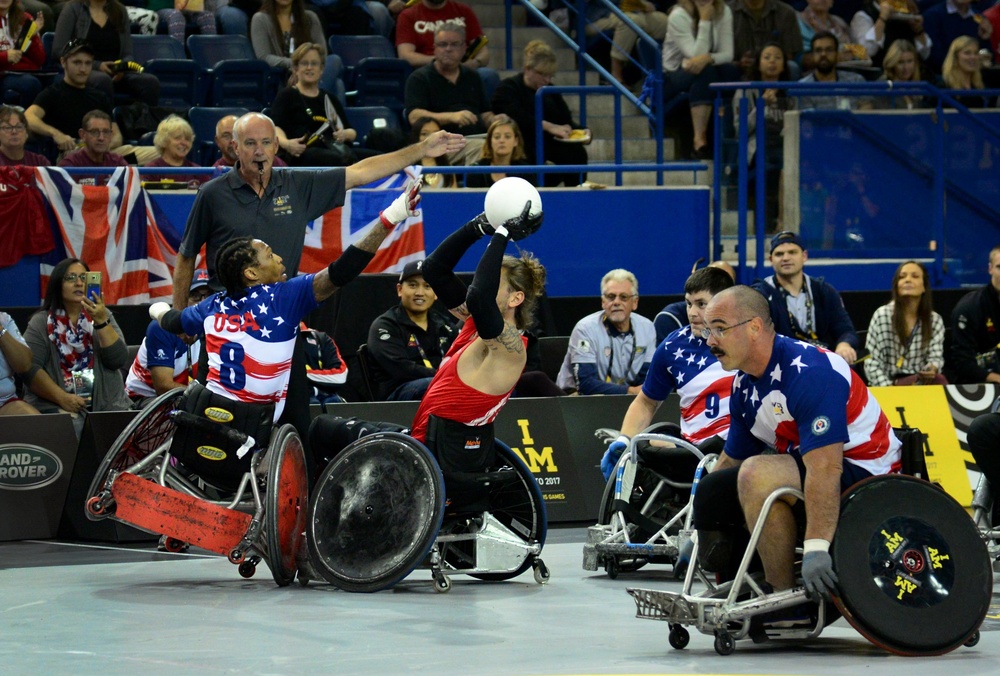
<box><xmin>484</xmin><ymin>177</ymin><xmax>542</xmax><ymax>229</ymax></box>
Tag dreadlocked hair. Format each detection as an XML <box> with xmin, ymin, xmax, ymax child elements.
<box><xmin>215</xmin><ymin>237</ymin><xmax>258</xmax><ymax>298</ymax></box>
<box><xmin>503</xmin><ymin>251</ymin><xmax>546</xmax><ymax>331</ymax></box>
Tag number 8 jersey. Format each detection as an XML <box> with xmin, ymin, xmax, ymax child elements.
<box><xmin>180</xmin><ymin>276</ymin><xmax>319</xmax><ymax>420</ymax></box>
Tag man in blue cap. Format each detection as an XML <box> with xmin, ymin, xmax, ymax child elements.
<box><xmin>753</xmin><ymin>231</ymin><xmax>860</xmax><ymax>365</ymax></box>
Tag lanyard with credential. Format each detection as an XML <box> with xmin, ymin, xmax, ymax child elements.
<box><xmin>410</xmin><ymin>333</ymin><xmax>434</xmax><ymax>369</ymax></box>
<box><xmin>606</xmin><ymin>329</ymin><xmax>637</xmax><ymax>384</ymax></box>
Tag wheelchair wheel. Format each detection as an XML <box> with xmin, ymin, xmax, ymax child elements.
<box><xmin>832</xmin><ymin>474</ymin><xmax>992</xmax><ymax>656</ymax></box>
<box><xmin>264</xmin><ymin>425</ymin><xmax>309</xmax><ymax>588</ymax></box>
<box><xmin>85</xmin><ymin>388</ymin><xmax>184</xmax><ymax>520</ymax></box>
<box><xmin>307</xmin><ymin>432</ymin><xmax>445</xmax><ymax>592</ymax></box>
<box><xmin>466</xmin><ymin>441</ymin><xmax>548</xmax><ymax>582</ymax></box>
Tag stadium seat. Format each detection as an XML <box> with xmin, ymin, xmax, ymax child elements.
<box><xmin>327</xmin><ymin>34</ymin><xmax>395</xmax><ymax>87</ymax></box>
<box><xmin>352</xmin><ymin>57</ymin><xmax>410</xmax><ymax>119</ymax></box>
<box><xmin>132</xmin><ymin>35</ymin><xmax>203</xmax><ymax>107</ymax></box>
<box><xmin>186</xmin><ymin>35</ymin><xmax>278</xmax><ymax>110</ymax></box>
<box><xmin>344</xmin><ymin>105</ymin><xmax>400</xmax><ymax>147</ymax></box>
<box><xmin>188</xmin><ymin>106</ymin><xmax>249</xmax><ymax>166</ymax></box>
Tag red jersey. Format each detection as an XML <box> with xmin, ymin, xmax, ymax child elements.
<box><xmin>395</xmin><ymin>0</ymin><xmax>484</xmax><ymax>56</ymax></box>
<box><xmin>410</xmin><ymin>318</ymin><xmax>526</xmax><ymax>442</ymax></box>
<box><xmin>0</xmin><ymin>166</ymin><xmax>54</xmax><ymax>266</ymax></box>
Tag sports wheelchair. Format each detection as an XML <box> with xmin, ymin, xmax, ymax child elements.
<box><xmin>300</xmin><ymin>428</ymin><xmax>550</xmax><ymax>593</ymax></box>
<box><xmin>583</xmin><ymin>424</ymin><xmax>715</xmax><ymax>579</ymax></box>
<box><xmin>625</xmin><ymin>430</ymin><xmax>993</xmax><ymax>656</ymax></box>
<box><xmin>84</xmin><ymin>385</ymin><xmax>309</xmax><ymax>586</ymax></box>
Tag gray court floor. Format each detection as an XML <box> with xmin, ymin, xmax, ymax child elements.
<box><xmin>1</xmin><ymin>528</ymin><xmax>998</xmax><ymax>675</ymax></box>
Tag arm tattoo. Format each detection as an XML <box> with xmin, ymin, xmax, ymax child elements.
<box><xmin>354</xmin><ymin>224</ymin><xmax>390</xmax><ymax>253</ymax></box>
<box><xmin>491</xmin><ymin>323</ymin><xmax>524</xmax><ymax>354</ymax></box>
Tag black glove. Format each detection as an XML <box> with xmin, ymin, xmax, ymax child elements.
<box><xmin>466</xmin><ymin>212</ymin><xmax>495</xmax><ymax>237</ymax></box>
<box><xmin>502</xmin><ymin>200</ymin><xmax>543</xmax><ymax>241</ymax></box>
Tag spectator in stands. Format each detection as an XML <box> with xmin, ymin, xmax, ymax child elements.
<box><xmin>58</xmin><ymin>109</ymin><xmax>128</xmax><ymax>184</ymax></box>
<box><xmin>410</xmin><ymin>117</ymin><xmax>457</xmax><ymax>189</ymax></box>
<box><xmin>306</xmin><ymin>0</ymin><xmax>374</xmax><ymax>37</ymax></box>
<box><xmin>22</xmin><ymin>257</ymin><xmax>132</xmax><ymax>430</ymax></box>
<box><xmin>143</xmin><ymin>114</ymin><xmax>207</xmax><ymax>186</ymax></box>
<box><xmin>301</xmin><ymin>322</ymin><xmax>347</xmax><ymax>404</ymax></box>
<box><xmin>797</xmin><ymin>31</ymin><xmax>874</xmax><ymax>110</ymax></box>
<box><xmin>367</xmin><ymin>260</ymin><xmax>459</xmax><ymax>401</ymax></box>
<box><xmin>849</xmin><ymin>0</ymin><xmax>931</xmax><ymax>69</ymax></box>
<box><xmin>986</xmin><ymin>0</ymin><xmax>1000</xmax><ymax>58</ymax></box>
<box><xmin>864</xmin><ymin>261</ymin><xmax>946</xmax><ymax>386</ymax></box>
<box><xmin>585</xmin><ymin>0</ymin><xmax>668</xmax><ymax>85</ymax></box>
<box><xmin>272</xmin><ymin>42</ymin><xmax>374</xmax><ymax>167</ymax></box>
<box><xmin>53</xmin><ymin>0</ymin><xmax>162</xmax><ymax>107</ymax></box>
<box><xmin>655</xmin><ymin>259</ymin><xmax>735</xmax><ymax>342</ymax></box>
<box><xmin>945</xmin><ymin>244</ymin><xmax>1000</xmax><ymax>384</ymax></box>
<box><xmin>923</xmin><ymin>0</ymin><xmax>993</xmax><ymax>72</ymax></box>
<box><xmin>146</xmin><ymin>0</ymin><xmax>217</xmax><ymax>42</ymax></box>
<box><xmin>734</xmin><ymin>42</ymin><xmax>795</xmax><ymax>233</ymax></box>
<box><xmin>124</xmin><ymin>269</ymin><xmax>211</xmax><ymax>404</ymax></box>
<box><xmin>731</xmin><ymin>0</ymin><xmax>804</xmax><ymax>77</ymax></box>
<box><xmin>0</xmin><ymin>0</ymin><xmax>45</xmax><ymax>109</ymax></box>
<box><xmin>878</xmin><ymin>38</ymin><xmax>931</xmax><ymax>108</ymax></box>
<box><xmin>0</xmin><ymin>105</ymin><xmax>50</xmax><ymax>166</ymax></box>
<box><xmin>600</xmin><ymin>266</ymin><xmax>735</xmax><ymax>480</ymax></box>
<box><xmin>0</xmin><ymin>311</ymin><xmax>40</xmax><ymax>416</ymax></box>
<box><xmin>395</xmin><ymin>0</ymin><xmax>491</xmax><ymax>70</ymax></box>
<box><xmin>404</xmin><ymin>22</ymin><xmax>500</xmax><ymax>165</ymax></box>
<box><xmin>492</xmin><ymin>39</ymin><xmax>588</xmax><ymax>187</ymax></box>
<box><xmin>464</xmin><ymin>117</ymin><xmax>536</xmax><ymax>188</ymax></box>
<box><xmin>213</xmin><ymin>113</ymin><xmax>288</xmax><ymax>168</ymax></box>
<box><xmin>556</xmin><ymin>268</ymin><xmax>657</xmax><ymax>395</ymax></box>
<box><xmin>251</xmin><ymin>0</ymin><xmax>325</xmax><ymax>71</ymax></box>
<box><xmin>753</xmin><ymin>230</ymin><xmax>861</xmax><ymax>363</ymax></box>
<box><xmin>799</xmin><ymin>0</ymin><xmax>856</xmax><ymax>73</ymax></box>
<box><xmin>941</xmin><ymin>34</ymin><xmax>996</xmax><ymax>105</ymax></box>
<box><xmin>661</xmin><ymin>0</ymin><xmax>741</xmax><ymax>160</ymax></box>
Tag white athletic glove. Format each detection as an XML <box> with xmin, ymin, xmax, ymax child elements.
<box><xmin>149</xmin><ymin>301</ymin><xmax>171</xmax><ymax>322</ymax></box>
<box><xmin>379</xmin><ymin>179</ymin><xmax>421</xmax><ymax>229</ymax></box>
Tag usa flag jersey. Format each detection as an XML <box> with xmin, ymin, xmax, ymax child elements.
<box><xmin>725</xmin><ymin>334</ymin><xmax>900</xmax><ymax>476</ymax></box>
<box><xmin>125</xmin><ymin>320</ymin><xmax>200</xmax><ymax>398</ymax></box>
<box><xmin>643</xmin><ymin>325</ymin><xmax>733</xmax><ymax>444</ymax></box>
<box><xmin>180</xmin><ymin>275</ymin><xmax>319</xmax><ymax>420</ymax></box>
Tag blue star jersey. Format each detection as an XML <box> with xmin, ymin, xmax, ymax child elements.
<box><xmin>642</xmin><ymin>325</ymin><xmax>733</xmax><ymax>444</ymax></box>
<box><xmin>180</xmin><ymin>276</ymin><xmax>319</xmax><ymax>421</ymax></box>
<box><xmin>725</xmin><ymin>335</ymin><xmax>901</xmax><ymax>476</ymax></box>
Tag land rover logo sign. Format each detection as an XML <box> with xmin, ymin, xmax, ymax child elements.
<box><xmin>0</xmin><ymin>445</ymin><xmax>63</xmax><ymax>490</ymax></box>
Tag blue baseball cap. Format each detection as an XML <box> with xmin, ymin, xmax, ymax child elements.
<box><xmin>190</xmin><ymin>269</ymin><xmax>210</xmax><ymax>292</ymax></box>
<box><xmin>770</xmin><ymin>231</ymin><xmax>806</xmax><ymax>254</ymax></box>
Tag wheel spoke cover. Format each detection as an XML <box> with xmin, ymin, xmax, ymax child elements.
<box><xmin>307</xmin><ymin>433</ymin><xmax>444</xmax><ymax>592</ymax></box>
<box><xmin>265</xmin><ymin>425</ymin><xmax>309</xmax><ymax>587</ymax></box>
<box><xmin>832</xmin><ymin>475</ymin><xmax>991</xmax><ymax>655</ymax></box>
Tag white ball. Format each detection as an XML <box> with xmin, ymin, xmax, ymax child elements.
<box><xmin>484</xmin><ymin>177</ymin><xmax>542</xmax><ymax>229</ymax></box>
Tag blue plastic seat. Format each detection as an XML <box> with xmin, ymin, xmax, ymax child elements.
<box><xmin>188</xmin><ymin>106</ymin><xmax>250</xmax><ymax>166</ymax></box>
<box><xmin>187</xmin><ymin>35</ymin><xmax>278</xmax><ymax>110</ymax></box>
<box><xmin>133</xmin><ymin>35</ymin><xmax>203</xmax><ymax>107</ymax></box>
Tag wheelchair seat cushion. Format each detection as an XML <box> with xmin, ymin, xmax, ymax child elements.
<box><xmin>636</xmin><ymin>444</ymin><xmax>700</xmax><ymax>484</ymax></box>
<box><xmin>426</xmin><ymin>415</ymin><xmax>497</xmax><ymax>513</ymax></box>
<box><xmin>169</xmin><ymin>382</ymin><xmax>274</xmax><ymax>491</ymax></box>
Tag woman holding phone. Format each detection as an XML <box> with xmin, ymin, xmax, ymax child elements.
<box><xmin>21</xmin><ymin>258</ymin><xmax>131</xmax><ymax>431</ymax></box>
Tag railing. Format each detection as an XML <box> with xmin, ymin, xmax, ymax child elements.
<box><xmin>709</xmin><ymin>80</ymin><xmax>1000</xmax><ymax>286</ymax></box>
<box><xmin>502</xmin><ymin>0</ymin><xmax>664</xmax><ymax>174</ymax></box>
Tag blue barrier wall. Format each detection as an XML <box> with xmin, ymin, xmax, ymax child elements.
<box><xmin>2</xmin><ymin>186</ymin><xmax>711</xmax><ymax>305</ymax></box>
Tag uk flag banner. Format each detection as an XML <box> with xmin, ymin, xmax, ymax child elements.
<box><xmin>299</xmin><ymin>167</ymin><xmax>426</xmax><ymax>275</ymax></box>
<box><xmin>34</xmin><ymin>166</ymin><xmax>183</xmax><ymax>304</ymax></box>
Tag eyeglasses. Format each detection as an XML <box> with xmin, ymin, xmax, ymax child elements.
<box><xmin>700</xmin><ymin>318</ymin><xmax>753</xmax><ymax>341</ymax></box>
<box><xmin>602</xmin><ymin>292</ymin><xmax>636</xmax><ymax>303</ymax></box>
<box><xmin>63</xmin><ymin>273</ymin><xmax>87</xmax><ymax>283</ymax></box>
<box><xmin>84</xmin><ymin>128</ymin><xmax>113</xmax><ymax>137</ymax></box>
<box><xmin>434</xmin><ymin>41</ymin><xmax>465</xmax><ymax>49</ymax></box>
<box><xmin>0</xmin><ymin>124</ymin><xmax>26</xmax><ymax>133</ymax></box>
<box><xmin>297</xmin><ymin>60</ymin><xmax>323</xmax><ymax>68</ymax></box>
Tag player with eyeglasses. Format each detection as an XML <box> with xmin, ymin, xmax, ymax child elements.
<box><xmin>689</xmin><ymin>285</ymin><xmax>900</xmax><ymax>627</ymax></box>
<box><xmin>556</xmin><ymin>268</ymin><xmax>657</xmax><ymax>395</ymax></box>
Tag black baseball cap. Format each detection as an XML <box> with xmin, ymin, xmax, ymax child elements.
<box><xmin>770</xmin><ymin>230</ymin><xmax>807</xmax><ymax>254</ymax></box>
<box><xmin>399</xmin><ymin>260</ymin><xmax>425</xmax><ymax>283</ymax></box>
<box><xmin>62</xmin><ymin>38</ymin><xmax>95</xmax><ymax>58</ymax></box>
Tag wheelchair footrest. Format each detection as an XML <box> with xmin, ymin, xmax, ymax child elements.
<box><xmin>595</xmin><ymin>541</ymin><xmax>678</xmax><ymax>558</ymax></box>
<box><xmin>627</xmin><ymin>587</ymin><xmax>696</xmax><ymax>623</ymax></box>
<box><xmin>112</xmin><ymin>472</ymin><xmax>254</xmax><ymax>556</ymax></box>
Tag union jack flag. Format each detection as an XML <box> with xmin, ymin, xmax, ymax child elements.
<box><xmin>299</xmin><ymin>167</ymin><xmax>426</xmax><ymax>275</ymax></box>
<box><xmin>35</xmin><ymin>167</ymin><xmax>183</xmax><ymax>304</ymax></box>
